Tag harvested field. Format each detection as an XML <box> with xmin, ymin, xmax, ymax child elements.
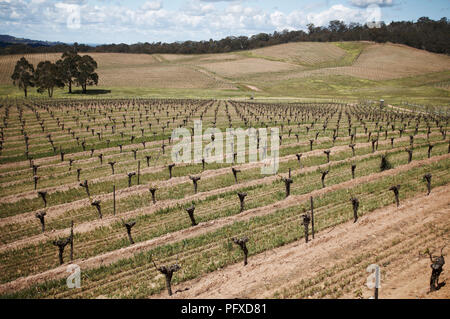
<box><xmin>351</xmin><ymin>43</ymin><xmax>450</xmax><ymax>78</ymax></box>
<box><xmin>159</xmin><ymin>54</ymin><xmax>201</xmax><ymax>62</ymax></box>
<box><xmin>0</xmin><ymin>53</ymin><xmax>61</xmax><ymax>85</ymax></box>
<box><xmin>248</xmin><ymin>42</ymin><xmax>347</xmax><ymax>65</ymax></box>
<box><xmin>246</xmin><ymin>43</ymin><xmax>450</xmax><ymax>83</ymax></box>
<box><xmin>98</xmin><ymin>65</ymin><xmax>228</xmax><ymax>88</ymax></box>
<box><xmin>0</xmin><ymin>52</ymin><xmax>230</xmax><ymax>89</ymax></box>
<box><xmin>202</xmin><ymin>57</ymin><xmax>302</xmax><ymax>77</ymax></box>
<box><xmin>2</xmin><ymin>42</ymin><xmax>450</xmax><ymax>94</ymax></box>
<box><xmin>195</xmin><ymin>54</ymin><xmax>242</xmax><ymax>63</ymax></box>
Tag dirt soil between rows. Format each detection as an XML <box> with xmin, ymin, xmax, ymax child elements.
<box><xmin>1</xmin><ymin>154</ymin><xmax>447</xmax><ymax>295</ymax></box>
<box><xmin>152</xmin><ymin>184</ymin><xmax>450</xmax><ymax>299</ymax></box>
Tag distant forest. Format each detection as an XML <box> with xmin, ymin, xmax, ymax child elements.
<box><xmin>1</xmin><ymin>17</ymin><xmax>449</xmax><ymax>56</ymax></box>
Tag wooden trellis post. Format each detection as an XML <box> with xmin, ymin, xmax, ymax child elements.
<box><xmin>310</xmin><ymin>196</ymin><xmax>315</xmax><ymax>239</ymax></box>
<box><xmin>112</xmin><ymin>185</ymin><xmax>116</xmax><ymax>215</ymax></box>
<box><xmin>70</xmin><ymin>220</ymin><xmax>74</xmax><ymax>261</ymax></box>
<box><xmin>137</xmin><ymin>160</ymin><xmax>141</xmax><ymax>185</ymax></box>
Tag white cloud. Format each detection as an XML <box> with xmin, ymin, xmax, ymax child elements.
<box><xmin>141</xmin><ymin>1</ymin><xmax>162</xmax><ymax>11</ymax></box>
<box><xmin>200</xmin><ymin>3</ymin><xmax>214</xmax><ymax>14</ymax></box>
<box><xmin>183</xmin><ymin>0</ymin><xmax>216</xmax><ymax>16</ymax></box>
<box><xmin>307</xmin><ymin>4</ymin><xmax>379</xmax><ymax>27</ymax></box>
<box><xmin>350</xmin><ymin>0</ymin><xmax>394</xmax><ymax>8</ymax></box>
<box><xmin>10</xmin><ymin>10</ymin><xmax>19</xmax><ymax>18</ymax></box>
<box><xmin>0</xmin><ymin>0</ymin><xmax>392</xmax><ymax>44</ymax></box>
<box><xmin>61</xmin><ymin>0</ymin><xmax>87</xmax><ymax>4</ymax></box>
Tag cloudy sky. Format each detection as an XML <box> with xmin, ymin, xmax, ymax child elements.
<box><xmin>0</xmin><ymin>0</ymin><xmax>448</xmax><ymax>44</ymax></box>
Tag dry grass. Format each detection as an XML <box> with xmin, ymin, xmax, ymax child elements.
<box><xmin>1</xmin><ymin>42</ymin><xmax>449</xmax><ymax>88</ymax></box>
<box><xmin>160</xmin><ymin>53</ymin><xmax>242</xmax><ymax>63</ymax></box>
<box><xmin>0</xmin><ymin>52</ymin><xmax>231</xmax><ymax>89</ymax></box>
<box><xmin>98</xmin><ymin>65</ymin><xmax>229</xmax><ymax>88</ymax></box>
<box><xmin>195</xmin><ymin>53</ymin><xmax>242</xmax><ymax>63</ymax></box>
<box><xmin>89</xmin><ymin>53</ymin><xmax>158</xmax><ymax>69</ymax></box>
<box><xmin>0</xmin><ymin>53</ymin><xmax>61</xmax><ymax>85</ymax></box>
<box><xmin>159</xmin><ymin>54</ymin><xmax>200</xmax><ymax>62</ymax></box>
<box><xmin>346</xmin><ymin>43</ymin><xmax>450</xmax><ymax>79</ymax></box>
<box><xmin>247</xmin><ymin>43</ymin><xmax>450</xmax><ymax>82</ymax></box>
<box><xmin>249</xmin><ymin>42</ymin><xmax>347</xmax><ymax>65</ymax></box>
<box><xmin>321</xmin><ymin>43</ymin><xmax>450</xmax><ymax>81</ymax></box>
<box><xmin>202</xmin><ymin>57</ymin><xmax>301</xmax><ymax>78</ymax></box>
<box><xmin>0</xmin><ymin>53</ymin><xmax>157</xmax><ymax>85</ymax></box>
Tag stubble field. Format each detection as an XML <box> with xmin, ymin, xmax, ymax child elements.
<box><xmin>1</xmin><ymin>41</ymin><xmax>449</xmax><ymax>104</ymax></box>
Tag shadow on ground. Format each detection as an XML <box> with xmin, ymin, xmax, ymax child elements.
<box><xmin>70</xmin><ymin>89</ymin><xmax>112</xmax><ymax>95</ymax></box>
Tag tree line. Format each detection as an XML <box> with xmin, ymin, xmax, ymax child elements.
<box><xmin>11</xmin><ymin>51</ymin><xmax>98</xmax><ymax>98</ymax></box>
<box><xmin>1</xmin><ymin>17</ymin><xmax>449</xmax><ymax>56</ymax></box>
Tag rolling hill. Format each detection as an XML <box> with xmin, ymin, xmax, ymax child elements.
<box><xmin>0</xmin><ymin>41</ymin><xmax>449</xmax><ymax>104</ymax></box>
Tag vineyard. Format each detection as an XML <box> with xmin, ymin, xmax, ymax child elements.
<box><xmin>0</xmin><ymin>97</ymin><xmax>448</xmax><ymax>299</ymax></box>
<box><xmin>2</xmin><ymin>42</ymin><xmax>450</xmax><ymax>103</ymax></box>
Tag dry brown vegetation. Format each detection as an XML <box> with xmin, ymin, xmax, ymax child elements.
<box><xmin>201</xmin><ymin>57</ymin><xmax>301</xmax><ymax>77</ymax></box>
<box><xmin>253</xmin><ymin>43</ymin><xmax>450</xmax><ymax>82</ymax></box>
<box><xmin>0</xmin><ymin>52</ymin><xmax>61</xmax><ymax>85</ymax></box>
<box><xmin>98</xmin><ymin>65</ymin><xmax>227</xmax><ymax>88</ymax></box>
<box><xmin>339</xmin><ymin>43</ymin><xmax>450</xmax><ymax>80</ymax></box>
<box><xmin>1</xmin><ymin>42</ymin><xmax>449</xmax><ymax>90</ymax></box>
<box><xmin>248</xmin><ymin>42</ymin><xmax>347</xmax><ymax>65</ymax></box>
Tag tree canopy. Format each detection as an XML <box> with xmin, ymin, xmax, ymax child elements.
<box><xmin>1</xmin><ymin>17</ymin><xmax>449</xmax><ymax>56</ymax></box>
<box><xmin>74</xmin><ymin>55</ymin><xmax>98</xmax><ymax>94</ymax></box>
<box><xmin>56</xmin><ymin>50</ymin><xmax>80</xmax><ymax>94</ymax></box>
<box><xmin>34</xmin><ymin>60</ymin><xmax>64</xmax><ymax>97</ymax></box>
<box><xmin>11</xmin><ymin>52</ymin><xmax>99</xmax><ymax>97</ymax></box>
<box><xmin>11</xmin><ymin>57</ymin><xmax>35</xmax><ymax>98</ymax></box>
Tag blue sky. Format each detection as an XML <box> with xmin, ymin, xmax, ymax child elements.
<box><xmin>0</xmin><ymin>0</ymin><xmax>448</xmax><ymax>44</ymax></box>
